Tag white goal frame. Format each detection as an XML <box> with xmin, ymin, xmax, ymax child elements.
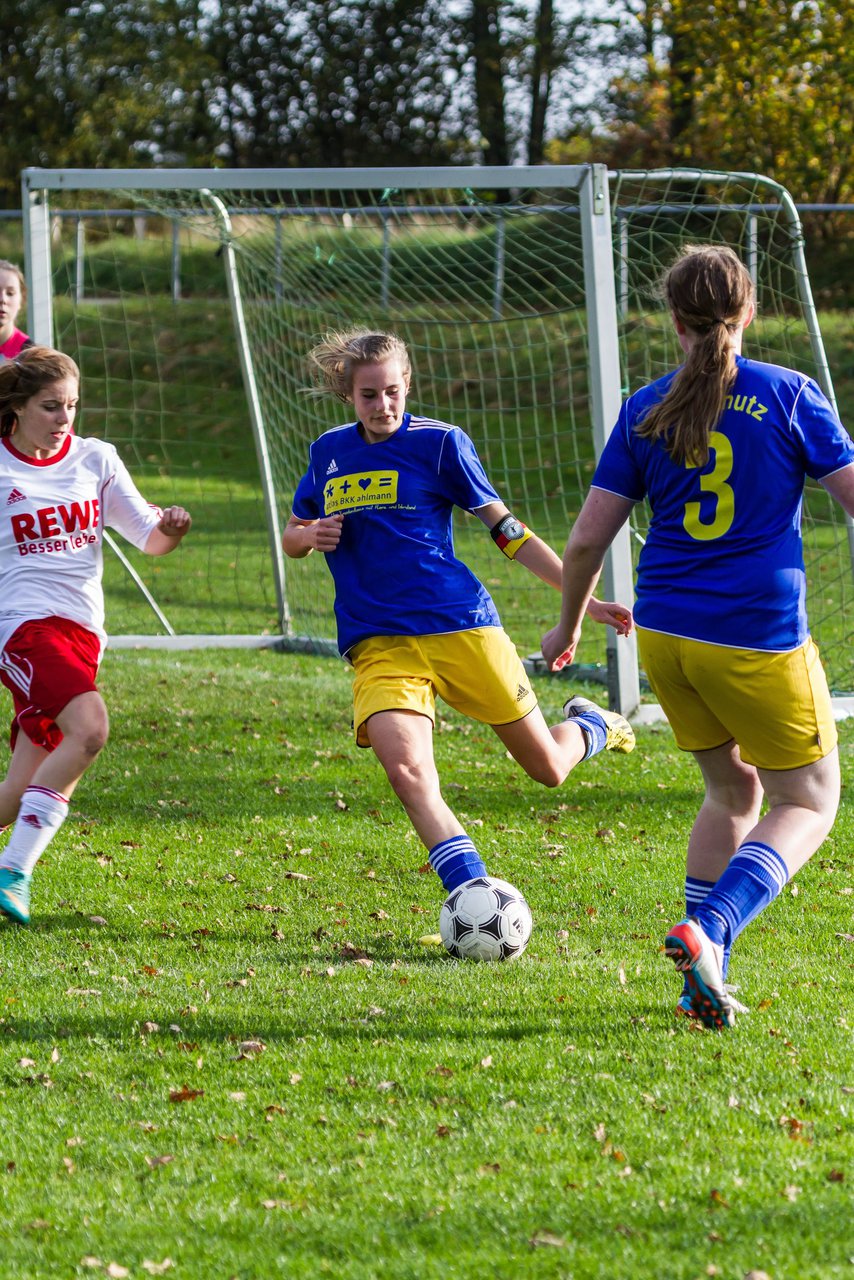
<box><xmin>20</xmin><ymin>162</ymin><xmax>854</xmax><ymax>716</ymax></box>
<box><xmin>21</xmin><ymin>163</ymin><xmax>640</xmax><ymax>713</ymax></box>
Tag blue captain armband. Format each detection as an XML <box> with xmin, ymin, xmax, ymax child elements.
<box><xmin>490</xmin><ymin>513</ymin><xmax>533</xmax><ymax>560</ymax></box>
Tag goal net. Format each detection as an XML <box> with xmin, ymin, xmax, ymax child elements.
<box><xmin>20</xmin><ymin>165</ymin><xmax>854</xmax><ymax>701</ymax></box>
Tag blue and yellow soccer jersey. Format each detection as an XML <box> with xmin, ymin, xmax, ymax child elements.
<box><xmin>592</xmin><ymin>356</ymin><xmax>854</xmax><ymax>650</ymax></box>
<box><xmin>291</xmin><ymin>413</ymin><xmax>502</xmax><ymax>655</ymax></box>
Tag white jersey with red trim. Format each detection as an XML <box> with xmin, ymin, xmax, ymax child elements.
<box><xmin>0</xmin><ymin>433</ymin><xmax>162</xmax><ymax>652</ymax></box>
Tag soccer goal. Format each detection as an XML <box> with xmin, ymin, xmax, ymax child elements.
<box><xmin>20</xmin><ymin>164</ymin><xmax>854</xmax><ymax>709</ymax></box>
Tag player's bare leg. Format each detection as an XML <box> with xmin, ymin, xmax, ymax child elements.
<box><xmin>0</xmin><ymin>736</ymin><xmax>49</xmax><ymax>828</ymax></box>
<box><xmin>666</xmin><ymin>748</ymin><xmax>839</xmax><ymax>1027</ymax></box>
<box><xmin>366</xmin><ymin>708</ymin><xmax>464</xmax><ymax>849</ymax></box>
<box><xmin>31</xmin><ymin>691</ymin><xmax>109</xmax><ymax>799</ymax></box>
<box><xmin>0</xmin><ymin>692</ymin><xmax>109</xmax><ymax>926</ymax></box>
<box><xmin>491</xmin><ymin>706</ymin><xmax>589</xmax><ymax>787</ymax></box>
<box><xmin>688</xmin><ymin>741</ymin><xmax>763</xmax><ymax>883</ymax></box>
<box><xmin>366</xmin><ymin>708</ymin><xmax>488</xmax><ymax>891</ymax></box>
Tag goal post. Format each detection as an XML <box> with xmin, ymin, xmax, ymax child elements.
<box><xmin>19</xmin><ymin>163</ymin><xmax>854</xmax><ymax>709</ymax></box>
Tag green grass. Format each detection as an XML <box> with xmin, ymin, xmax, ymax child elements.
<box><xmin>0</xmin><ymin>651</ymin><xmax>852</xmax><ymax>1278</ymax></box>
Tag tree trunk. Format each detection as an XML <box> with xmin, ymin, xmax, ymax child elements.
<box><xmin>471</xmin><ymin>0</ymin><xmax>510</xmax><ymax>167</ymax></box>
<box><xmin>527</xmin><ymin>0</ymin><xmax>554</xmax><ymax>165</ymax></box>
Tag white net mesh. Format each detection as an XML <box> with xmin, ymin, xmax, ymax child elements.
<box><xmin>34</xmin><ymin>169</ymin><xmax>854</xmax><ymax>690</ymax></box>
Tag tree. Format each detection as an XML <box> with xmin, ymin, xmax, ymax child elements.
<box><xmin>205</xmin><ymin>0</ymin><xmax>469</xmax><ymax>169</ymax></box>
<box><xmin>0</xmin><ymin>0</ymin><xmax>216</xmax><ymax>207</ymax></box>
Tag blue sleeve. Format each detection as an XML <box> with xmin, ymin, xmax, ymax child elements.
<box><xmin>438</xmin><ymin>428</ymin><xmax>502</xmax><ymax>510</ymax></box>
<box><xmin>792</xmin><ymin>379</ymin><xmax>854</xmax><ymax>480</ymax></box>
<box><xmin>591</xmin><ymin>399</ymin><xmax>647</xmax><ymax>502</ymax></box>
<box><xmin>291</xmin><ymin>461</ymin><xmax>320</xmax><ymax>520</ymax></box>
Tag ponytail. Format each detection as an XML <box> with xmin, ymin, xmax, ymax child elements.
<box><xmin>636</xmin><ymin>245</ymin><xmax>755</xmax><ymax>466</ymax></box>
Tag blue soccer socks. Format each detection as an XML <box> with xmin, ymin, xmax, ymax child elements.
<box><xmin>694</xmin><ymin>841</ymin><xmax>789</xmax><ymax>951</ymax></box>
<box><xmin>563</xmin><ymin>696</ymin><xmax>635</xmax><ymax>758</ymax></box>
<box><xmin>429</xmin><ymin>835</ymin><xmax>488</xmax><ymax>891</ymax></box>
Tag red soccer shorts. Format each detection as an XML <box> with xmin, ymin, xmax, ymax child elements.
<box><xmin>0</xmin><ymin>616</ymin><xmax>102</xmax><ymax>753</ymax></box>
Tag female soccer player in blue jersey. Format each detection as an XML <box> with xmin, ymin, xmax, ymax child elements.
<box><xmin>542</xmin><ymin>244</ymin><xmax>854</xmax><ymax>1028</ymax></box>
<box><xmin>283</xmin><ymin>330</ymin><xmax>635</xmax><ymax>898</ymax></box>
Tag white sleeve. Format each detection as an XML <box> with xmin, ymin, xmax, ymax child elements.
<box><xmin>101</xmin><ymin>451</ymin><xmax>163</xmax><ymax>550</ymax></box>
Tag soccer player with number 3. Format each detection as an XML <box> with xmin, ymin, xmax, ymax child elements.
<box><xmin>542</xmin><ymin>245</ymin><xmax>854</xmax><ymax>1028</ymax></box>
<box><xmin>283</xmin><ymin>330</ymin><xmax>634</xmax><ymax>898</ymax></box>
<box><xmin>0</xmin><ymin>347</ymin><xmax>192</xmax><ymax>926</ymax></box>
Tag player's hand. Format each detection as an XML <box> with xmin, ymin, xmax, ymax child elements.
<box><xmin>586</xmin><ymin>597</ymin><xmax>633</xmax><ymax>636</ymax></box>
<box><xmin>308</xmin><ymin>513</ymin><xmax>344</xmax><ymax>552</ymax></box>
<box><xmin>540</xmin><ymin>624</ymin><xmax>579</xmax><ymax>672</ymax></box>
<box><xmin>157</xmin><ymin>506</ymin><xmax>192</xmax><ymax>537</ymax></box>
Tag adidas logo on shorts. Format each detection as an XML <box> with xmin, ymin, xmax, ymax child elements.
<box><xmin>6</xmin><ymin>488</ymin><xmax>26</xmax><ymax>505</ymax></box>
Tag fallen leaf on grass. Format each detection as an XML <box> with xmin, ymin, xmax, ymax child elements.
<box><xmin>24</xmin><ymin>1220</ymin><xmax>51</xmax><ymax>1231</ymax></box>
<box><xmin>709</xmin><ymin>1188</ymin><xmax>730</xmax><ymax>1209</ymax></box>
<box><xmin>418</xmin><ymin>934</ymin><xmax>443</xmax><ymax>946</ymax></box>
<box><xmin>105</xmin><ymin>1266</ymin><xmax>130</xmax><ymax>1279</ymax></box>
<box><xmin>236</xmin><ymin>1040</ymin><xmax>266</xmax><ymax>1060</ymax></box>
<box><xmin>141</xmin><ymin>1263</ymin><xmax>174</xmax><ymax>1276</ymax></box>
<box><xmin>827</xmin><ymin>1169</ymin><xmax>845</xmax><ymax>1182</ymax></box>
<box><xmin>529</xmin><ymin>1230</ymin><xmax>566</xmax><ymax>1248</ymax></box>
<box><xmin>781</xmin><ymin>1184</ymin><xmax>801</xmax><ymax>1201</ymax></box>
<box><xmin>144</xmin><ymin>1155</ymin><xmax>175</xmax><ymax>1169</ymax></box>
<box><xmin>478</xmin><ymin>1163</ymin><xmax>501</xmax><ymax>1175</ymax></box>
<box><xmin>169</xmin><ymin>1086</ymin><xmax>204</xmax><ymax>1104</ymax></box>
<box><xmin>835</xmin><ymin>932</ymin><xmax>854</xmax><ymax>943</ymax></box>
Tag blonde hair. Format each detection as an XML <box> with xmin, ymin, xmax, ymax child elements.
<box><xmin>307</xmin><ymin>330</ymin><xmax>411</xmax><ymax>402</ymax></box>
<box><xmin>636</xmin><ymin>245</ymin><xmax>755</xmax><ymax>466</ymax></box>
<box><xmin>0</xmin><ymin>260</ymin><xmax>26</xmax><ymax>300</ymax></box>
<box><xmin>0</xmin><ymin>346</ymin><xmax>80</xmax><ymax>437</ymax></box>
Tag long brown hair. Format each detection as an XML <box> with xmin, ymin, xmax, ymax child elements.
<box><xmin>307</xmin><ymin>330</ymin><xmax>411</xmax><ymax>402</ymax></box>
<box><xmin>0</xmin><ymin>346</ymin><xmax>80</xmax><ymax>437</ymax></box>
<box><xmin>636</xmin><ymin>245</ymin><xmax>755</xmax><ymax>466</ymax></box>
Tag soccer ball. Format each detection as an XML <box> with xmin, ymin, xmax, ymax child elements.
<box><xmin>439</xmin><ymin>876</ymin><xmax>533</xmax><ymax>961</ymax></box>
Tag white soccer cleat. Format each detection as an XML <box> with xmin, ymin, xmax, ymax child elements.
<box><xmin>563</xmin><ymin>695</ymin><xmax>635</xmax><ymax>754</ymax></box>
<box><xmin>665</xmin><ymin>917</ymin><xmax>735</xmax><ymax>1029</ymax></box>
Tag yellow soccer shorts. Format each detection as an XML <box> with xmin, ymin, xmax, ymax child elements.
<box><xmin>349</xmin><ymin>627</ymin><xmax>538</xmax><ymax>748</ymax></box>
<box><xmin>637</xmin><ymin>627</ymin><xmax>836</xmax><ymax>770</ymax></box>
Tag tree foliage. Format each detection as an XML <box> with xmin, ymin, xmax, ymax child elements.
<box><xmin>0</xmin><ymin>0</ymin><xmax>849</xmax><ymax>207</ymax></box>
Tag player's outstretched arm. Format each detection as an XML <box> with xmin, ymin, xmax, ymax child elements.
<box><xmin>541</xmin><ymin>488</ymin><xmax>635</xmax><ymax>671</ymax></box>
<box><xmin>145</xmin><ymin>505</ymin><xmax>192</xmax><ymax>556</ymax></box>
<box><xmin>282</xmin><ymin>512</ymin><xmax>344</xmax><ymax>559</ymax></box>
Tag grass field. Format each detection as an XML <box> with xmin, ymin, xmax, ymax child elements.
<box><xmin>1</xmin><ymin>651</ymin><xmax>852</xmax><ymax>1279</ymax></box>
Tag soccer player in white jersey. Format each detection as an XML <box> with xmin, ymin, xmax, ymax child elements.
<box><xmin>542</xmin><ymin>245</ymin><xmax>854</xmax><ymax>1028</ymax></box>
<box><xmin>282</xmin><ymin>330</ymin><xmax>635</xmax><ymax>901</ymax></box>
<box><xmin>0</xmin><ymin>347</ymin><xmax>192</xmax><ymax>925</ymax></box>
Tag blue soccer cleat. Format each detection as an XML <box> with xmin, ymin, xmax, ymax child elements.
<box><xmin>0</xmin><ymin>868</ymin><xmax>31</xmax><ymax>926</ymax></box>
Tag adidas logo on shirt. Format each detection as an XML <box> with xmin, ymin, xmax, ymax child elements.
<box><xmin>6</xmin><ymin>489</ymin><xmax>26</xmax><ymax>506</ymax></box>
<box><xmin>516</xmin><ymin>684</ymin><xmax>530</xmax><ymax>702</ymax></box>
<box><xmin>326</xmin><ymin>459</ymin><xmax>338</xmax><ymax>475</ymax></box>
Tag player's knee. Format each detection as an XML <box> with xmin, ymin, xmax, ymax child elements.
<box><xmin>383</xmin><ymin>759</ymin><xmax>434</xmax><ymax>807</ymax></box>
<box><xmin>523</xmin><ymin>757</ymin><xmax>566</xmax><ymax>788</ymax></box>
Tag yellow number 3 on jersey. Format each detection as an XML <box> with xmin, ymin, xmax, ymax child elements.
<box><xmin>683</xmin><ymin>430</ymin><xmax>735</xmax><ymax>541</ymax></box>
